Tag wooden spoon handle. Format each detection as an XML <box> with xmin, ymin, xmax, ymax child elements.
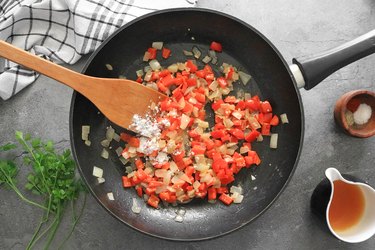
<box><xmin>0</xmin><ymin>40</ymin><xmax>86</xmax><ymax>92</ymax></box>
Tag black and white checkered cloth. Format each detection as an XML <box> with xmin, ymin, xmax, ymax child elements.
<box><xmin>0</xmin><ymin>0</ymin><xmax>197</xmax><ymax>100</ymax></box>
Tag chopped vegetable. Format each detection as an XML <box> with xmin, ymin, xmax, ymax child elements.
<box><xmin>280</xmin><ymin>113</ymin><xmax>289</xmax><ymax>124</ymax></box>
<box><xmin>105</xmin><ymin>63</ymin><xmax>113</xmax><ymax>70</ymax></box>
<box><xmin>152</xmin><ymin>41</ymin><xmax>164</xmax><ymax>50</ymax></box>
<box><xmin>97</xmin><ymin>177</ymin><xmax>106</xmax><ymax>184</ymax></box>
<box><xmin>238</xmin><ymin>71</ymin><xmax>251</xmax><ymax>85</ymax></box>
<box><xmin>192</xmin><ymin>46</ymin><xmax>202</xmax><ymax>59</ymax></box>
<box><xmin>82</xmin><ymin>125</ymin><xmax>90</xmax><ymax>140</ymax></box>
<box><xmin>117</xmin><ymin>42</ymin><xmax>280</xmax><ymax>208</ymax></box>
<box><xmin>131</xmin><ymin>198</ymin><xmax>141</xmax><ymax>214</ymax></box>
<box><xmin>107</xmin><ymin>192</ymin><xmax>115</xmax><ymax>200</ymax></box>
<box><xmin>93</xmin><ymin>166</ymin><xmax>104</xmax><ymax>178</ymax></box>
<box><xmin>162</xmin><ymin>47</ymin><xmax>171</xmax><ymax>59</ymax></box>
<box><xmin>270</xmin><ymin>133</ymin><xmax>278</xmax><ymax>149</ymax></box>
<box><xmin>101</xmin><ymin>148</ymin><xmax>109</xmax><ymax>159</ymax></box>
<box><xmin>183</xmin><ymin>50</ymin><xmax>193</xmax><ymax>56</ymax></box>
<box><xmin>210</xmin><ymin>41</ymin><xmax>223</xmax><ymax>52</ymax></box>
<box><xmin>149</xmin><ymin>59</ymin><xmax>161</xmax><ymax>71</ymax></box>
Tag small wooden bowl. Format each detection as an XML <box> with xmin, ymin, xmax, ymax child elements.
<box><xmin>334</xmin><ymin>90</ymin><xmax>375</xmax><ymax>138</ymax></box>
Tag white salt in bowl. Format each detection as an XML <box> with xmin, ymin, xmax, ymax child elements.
<box><xmin>334</xmin><ymin>90</ymin><xmax>375</xmax><ymax>138</ymax></box>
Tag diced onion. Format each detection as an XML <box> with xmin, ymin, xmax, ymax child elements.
<box><xmin>270</xmin><ymin>133</ymin><xmax>278</xmax><ymax>149</ymax></box>
<box><xmin>174</xmin><ymin>214</ymin><xmax>184</xmax><ymax>222</ymax></box>
<box><xmin>119</xmin><ymin>156</ymin><xmax>129</xmax><ymax>165</ymax></box>
<box><xmin>105</xmin><ymin>64</ymin><xmax>113</xmax><ymax>71</ymax></box>
<box><xmin>143</xmin><ymin>51</ymin><xmax>151</xmax><ymax>61</ymax></box>
<box><xmin>144</xmin><ymin>71</ymin><xmax>153</xmax><ymax>82</ymax></box>
<box><xmin>183</xmin><ymin>50</ymin><xmax>193</xmax><ymax>56</ymax></box>
<box><xmin>238</xmin><ymin>71</ymin><xmax>251</xmax><ymax>85</ymax></box>
<box><xmin>233</xmin><ymin>194</ymin><xmax>244</xmax><ymax>203</ymax></box>
<box><xmin>107</xmin><ymin>192</ymin><xmax>114</xmax><ymax>200</ymax></box>
<box><xmin>84</xmin><ymin>140</ymin><xmax>91</xmax><ymax>146</ymax></box>
<box><xmin>81</xmin><ymin>125</ymin><xmax>90</xmax><ymax>140</ymax></box>
<box><xmin>92</xmin><ymin>166</ymin><xmax>103</xmax><ymax>178</ymax></box>
<box><xmin>136</xmin><ymin>69</ymin><xmax>144</xmax><ymax>77</ymax></box>
<box><xmin>168</xmin><ymin>64</ymin><xmax>179</xmax><ymax>73</ymax></box>
<box><xmin>230</xmin><ymin>185</ymin><xmax>243</xmax><ymax>194</ymax></box>
<box><xmin>115</xmin><ymin>147</ymin><xmax>123</xmax><ymax>157</ymax></box>
<box><xmin>251</xmin><ymin>175</ymin><xmax>256</xmax><ymax>181</ymax></box>
<box><xmin>97</xmin><ymin>177</ymin><xmax>105</xmax><ymax>184</ymax></box>
<box><xmin>208</xmin><ymin>50</ymin><xmax>216</xmax><ymax>58</ymax></box>
<box><xmin>106</xmin><ymin>126</ymin><xmax>115</xmax><ymax>141</ymax></box>
<box><xmin>101</xmin><ymin>148</ymin><xmax>109</xmax><ymax>159</ymax></box>
<box><xmin>101</xmin><ymin>139</ymin><xmax>110</xmax><ymax>148</ymax></box>
<box><xmin>113</xmin><ymin>133</ymin><xmax>120</xmax><ymax>142</ymax></box>
<box><xmin>149</xmin><ymin>59</ymin><xmax>161</xmax><ymax>71</ymax></box>
<box><xmin>257</xmin><ymin>134</ymin><xmax>263</xmax><ymax>142</ymax></box>
<box><xmin>280</xmin><ymin>113</ymin><xmax>289</xmax><ymax>124</ymax></box>
<box><xmin>180</xmin><ymin>114</ymin><xmax>190</xmax><ymax>130</ymax></box>
<box><xmin>202</xmin><ymin>55</ymin><xmax>211</xmax><ymax>64</ymax></box>
<box><xmin>192</xmin><ymin>46</ymin><xmax>202</xmax><ymax>59</ymax></box>
<box><xmin>193</xmin><ymin>181</ymin><xmax>201</xmax><ymax>190</ymax></box>
<box><xmin>152</xmin><ymin>41</ymin><xmax>163</xmax><ymax>50</ymax></box>
<box><xmin>125</xmin><ymin>166</ymin><xmax>133</xmax><ymax>174</ymax></box>
<box><xmin>177</xmin><ymin>208</ymin><xmax>186</xmax><ymax>216</ymax></box>
<box><xmin>132</xmin><ymin>198</ymin><xmax>141</xmax><ymax>214</ymax></box>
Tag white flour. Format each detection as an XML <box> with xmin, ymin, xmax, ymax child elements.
<box><xmin>130</xmin><ymin>112</ymin><xmax>170</xmax><ymax>163</ymax></box>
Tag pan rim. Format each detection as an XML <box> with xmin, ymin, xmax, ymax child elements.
<box><xmin>69</xmin><ymin>7</ymin><xmax>305</xmax><ymax>241</ymax></box>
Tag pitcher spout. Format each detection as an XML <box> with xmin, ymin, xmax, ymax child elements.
<box><xmin>325</xmin><ymin>168</ymin><xmax>344</xmax><ymax>182</ymax></box>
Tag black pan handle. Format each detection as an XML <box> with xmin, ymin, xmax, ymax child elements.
<box><xmin>291</xmin><ymin>29</ymin><xmax>375</xmax><ymax>90</ymax></box>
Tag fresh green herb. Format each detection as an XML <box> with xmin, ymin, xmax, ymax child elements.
<box><xmin>0</xmin><ymin>131</ymin><xmax>87</xmax><ymax>250</ymax></box>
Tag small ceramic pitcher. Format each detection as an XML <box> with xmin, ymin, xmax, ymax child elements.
<box><xmin>311</xmin><ymin>168</ymin><xmax>375</xmax><ymax>243</ymax></box>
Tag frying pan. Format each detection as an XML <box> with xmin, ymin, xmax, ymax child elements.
<box><xmin>69</xmin><ymin>8</ymin><xmax>375</xmax><ymax>240</ymax></box>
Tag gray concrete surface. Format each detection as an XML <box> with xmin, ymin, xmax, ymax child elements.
<box><xmin>1</xmin><ymin>0</ymin><xmax>375</xmax><ymax>249</ymax></box>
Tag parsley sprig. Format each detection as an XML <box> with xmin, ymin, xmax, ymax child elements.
<box><xmin>0</xmin><ymin>131</ymin><xmax>87</xmax><ymax>250</ymax></box>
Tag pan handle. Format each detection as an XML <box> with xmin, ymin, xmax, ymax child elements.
<box><xmin>291</xmin><ymin>29</ymin><xmax>375</xmax><ymax>90</ymax></box>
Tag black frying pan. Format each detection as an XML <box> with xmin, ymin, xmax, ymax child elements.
<box><xmin>69</xmin><ymin>8</ymin><xmax>375</xmax><ymax>240</ymax></box>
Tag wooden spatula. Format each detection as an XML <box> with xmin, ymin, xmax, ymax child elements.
<box><xmin>0</xmin><ymin>40</ymin><xmax>166</xmax><ymax>130</ymax></box>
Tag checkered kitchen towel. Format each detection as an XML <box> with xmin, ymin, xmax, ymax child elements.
<box><xmin>0</xmin><ymin>0</ymin><xmax>197</xmax><ymax>100</ymax></box>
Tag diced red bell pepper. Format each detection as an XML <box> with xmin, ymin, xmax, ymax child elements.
<box><xmin>147</xmin><ymin>47</ymin><xmax>157</xmax><ymax>59</ymax></box>
<box><xmin>224</xmin><ymin>96</ymin><xmax>237</xmax><ymax>103</ymax></box>
<box><xmin>162</xmin><ymin>47</ymin><xmax>171</xmax><ymax>59</ymax></box>
<box><xmin>128</xmin><ymin>137</ymin><xmax>140</xmax><ymax>147</ymax></box>
<box><xmin>212</xmin><ymin>99</ymin><xmax>224</xmax><ymax>111</ymax></box>
<box><xmin>261</xmin><ymin>123</ymin><xmax>271</xmax><ymax>135</ymax></box>
<box><xmin>270</xmin><ymin>115</ymin><xmax>279</xmax><ymax>126</ymax></box>
<box><xmin>208</xmin><ymin>187</ymin><xmax>217</xmax><ymax>200</ymax></box>
<box><xmin>135</xmin><ymin>159</ymin><xmax>144</xmax><ymax>169</ymax></box>
<box><xmin>122</xmin><ymin>176</ymin><xmax>132</xmax><ymax>188</ymax></box>
<box><xmin>217</xmin><ymin>77</ymin><xmax>228</xmax><ymax>88</ymax></box>
<box><xmin>245</xmin><ymin>130</ymin><xmax>261</xmax><ymax>142</ymax></box>
<box><xmin>186</xmin><ymin>60</ymin><xmax>198</xmax><ymax>73</ymax></box>
<box><xmin>210</xmin><ymin>41</ymin><xmax>223</xmax><ymax>52</ymax></box>
<box><xmin>192</xmin><ymin>145</ymin><xmax>206</xmax><ymax>155</ymax></box>
<box><xmin>187</xmin><ymin>77</ymin><xmax>197</xmax><ymax>86</ymax></box>
<box><xmin>147</xmin><ymin>194</ymin><xmax>160</xmax><ymax>208</ymax></box>
<box><xmin>229</xmin><ymin>128</ymin><xmax>245</xmax><ymax>139</ymax></box>
<box><xmin>211</xmin><ymin>129</ymin><xmax>226</xmax><ymax>138</ymax></box>
<box><xmin>120</xmin><ymin>132</ymin><xmax>132</xmax><ymax>142</ymax></box>
<box><xmin>260</xmin><ymin>101</ymin><xmax>272</xmax><ymax>113</ymax></box>
<box><xmin>219</xmin><ymin>193</ymin><xmax>233</xmax><ymax>205</ymax></box>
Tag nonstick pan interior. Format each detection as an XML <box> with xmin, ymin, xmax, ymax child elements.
<box><xmin>70</xmin><ymin>8</ymin><xmax>303</xmax><ymax>240</ymax></box>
